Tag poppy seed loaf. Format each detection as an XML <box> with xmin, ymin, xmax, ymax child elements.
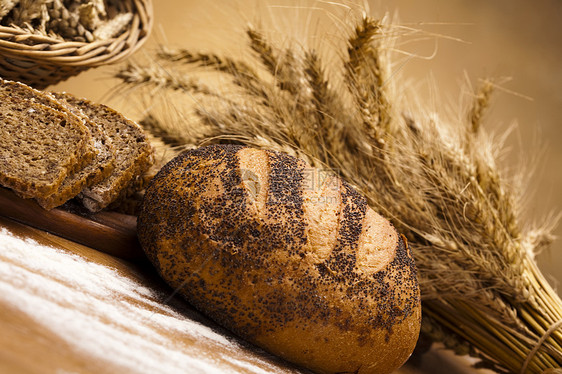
<box><xmin>137</xmin><ymin>144</ymin><xmax>421</xmax><ymax>374</ymax></box>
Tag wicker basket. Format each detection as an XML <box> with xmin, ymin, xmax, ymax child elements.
<box><xmin>0</xmin><ymin>0</ymin><xmax>153</xmax><ymax>89</ymax></box>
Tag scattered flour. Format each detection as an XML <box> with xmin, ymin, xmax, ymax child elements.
<box><xmin>0</xmin><ymin>227</ymin><xmax>297</xmax><ymax>374</ymax></box>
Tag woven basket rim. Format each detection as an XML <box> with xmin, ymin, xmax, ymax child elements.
<box><xmin>0</xmin><ymin>0</ymin><xmax>153</xmax><ymax>67</ymax></box>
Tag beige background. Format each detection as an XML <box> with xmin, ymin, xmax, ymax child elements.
<box><xmin>53</xmin><ymin>0</ymin><xmax>562</xmax><ymax>294</ymax></box>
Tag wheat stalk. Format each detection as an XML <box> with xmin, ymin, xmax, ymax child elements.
<box><xmin>115</xmin><ymin>10</ymin><xmax>562</xmax><ymax>374</ymax></box>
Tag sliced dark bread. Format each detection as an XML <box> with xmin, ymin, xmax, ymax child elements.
<box><xmin>0</xmin><ymin>80</ymin><xmax>118</xmax><ymax>209</ymax></box>
<box><xmin>0</xmin><ymin>93</ymin><xmax>92</xmax><ymax>199</ymax></box>
<box><xmin>35</xmin><ymin>93</ymin><xmax>117</xmax><ymax>210</ymax></box>
<box><xmin>0</xmin><ymin>80</ymin><xmax>97</xmax><ymax>179</ymax></box>
<box><xmin>56</xmin><ymin>93</ymin><xmax>154</xmax><ymax>212</ymax></box>
<box><xmin>0</xmin><ymin>81</ymin><xmax>117</xmax><ymax>209</ymax></box>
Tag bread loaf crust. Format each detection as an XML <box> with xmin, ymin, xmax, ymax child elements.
<box><xmin>138</xmin><ymin>144</ymin><xmax>421</xmax><ymax>374</ymax></box>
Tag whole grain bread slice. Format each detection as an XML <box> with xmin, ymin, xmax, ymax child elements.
<box><xmin>56</xmin><ymin>93</ymin><xmax>154</xmax><ymax>212</ymax></box>
<box><xmin>35</xmin><ymin>92</ymin><xmax>117</xmax><ymax>210</ymax></box>
<box><xmin>0</xmin><ymin>92</ymin><xmax>92</xmax><ymax>199</ymax></box>
<box><xmin>0</xmin><ymin>80</ymin><xmax>118</xmax><ymax>209</ymax></box>
<box><xmin>0</xmin><ymin>80</ymin><xmax>97</xmax><ymax>181</ymax></box>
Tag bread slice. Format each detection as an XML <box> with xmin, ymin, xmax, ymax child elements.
<box><xmin>56</xmin><ymin>93</ymin><xmax>154</xmax><ymax>212</ymax></box>
<box><xmin>0</xmin><ymin>81</ymin><xmax>116</xmax><ymax>209</ymax></box>
<box><xmin>0</xmin><ymin>80</ymin><xmax>97</xmax><ymax>176</ymax></box>
<box><xmin>0</xmin><ymin>83</ymin><xmax>94</xmax><ymax>199</ymax></box>
<box><xmin>35</xmin><ymin>93</ymin><xmax>117</xmax><ymax>210</ymax></box>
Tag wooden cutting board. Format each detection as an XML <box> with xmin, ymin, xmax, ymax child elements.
<box><xmin>0</xmin><ymin>187</ymin><xmax>143</xmax><ymax>261</ymax></box>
